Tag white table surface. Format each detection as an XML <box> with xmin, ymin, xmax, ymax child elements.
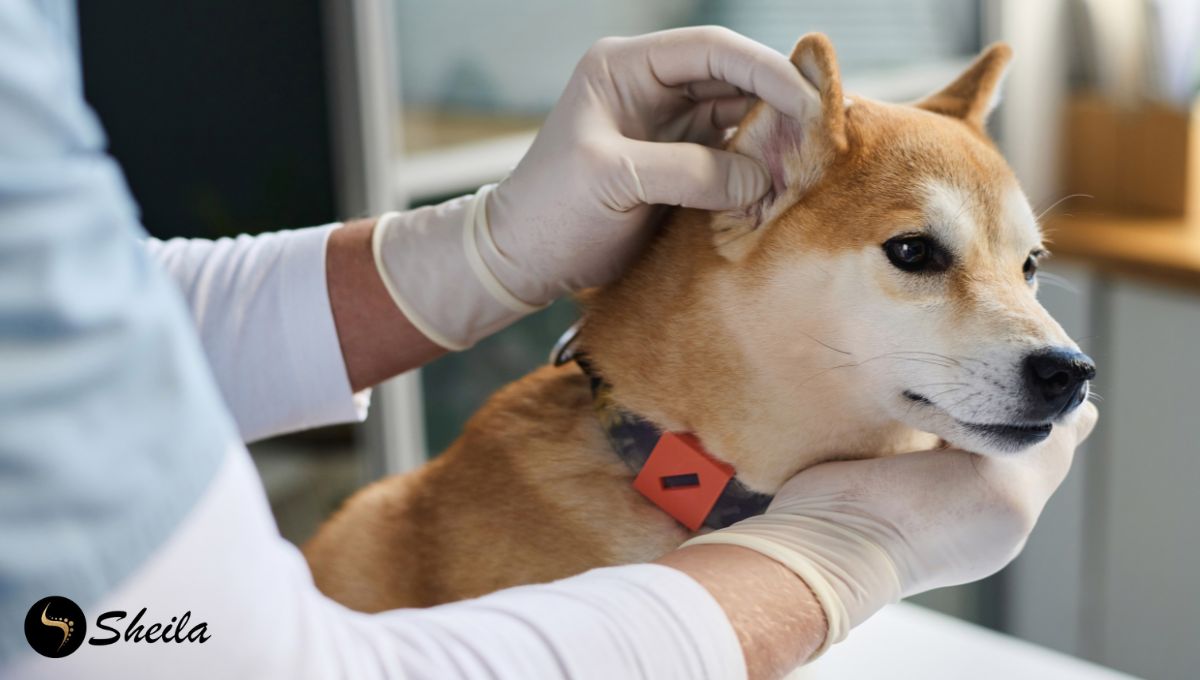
<box><xmin>792</xmin><ymin>602</ymin><xmax>1140</xmax><ymax>679</ymax></box>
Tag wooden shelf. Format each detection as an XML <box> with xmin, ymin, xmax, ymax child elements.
<box><xmin>1046</xmin><ymin>214</ymin><xmax>1200</xmax><ymax>291</ymax></box>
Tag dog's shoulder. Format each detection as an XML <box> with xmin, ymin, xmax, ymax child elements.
<box><xmin>453</xmin><ymin>363</ymin><xmax>627</xmax><ymax>483</ymax></box>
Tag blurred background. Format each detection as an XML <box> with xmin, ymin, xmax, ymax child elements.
<box><xmin>78</xmin><ymin>1</ymin><xmax>1199</xmax><ymax>678</ymax></box>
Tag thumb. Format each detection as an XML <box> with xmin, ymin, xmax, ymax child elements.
<box><xmin>619</xmin><ymin>140</ymin><xmax>771</xmax><ymax>210</ymax></box>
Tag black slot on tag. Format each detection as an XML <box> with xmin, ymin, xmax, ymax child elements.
<box><xmin>660</xmin><ymin>473</ymin><xmax>701</xmax><ymax>490</ymax></box>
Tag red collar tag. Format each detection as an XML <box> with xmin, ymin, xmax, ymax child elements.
<box><xmin>632</xmin><ymin>432</ymin><xmax>735</xmax><ymax>531</ymax></box>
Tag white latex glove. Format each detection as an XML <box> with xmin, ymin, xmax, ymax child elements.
<box><xmin>373</xmin><ymin>27</ymin><xmax>815</xmax><ymax>350</ymax></box>
<box><xmin>685</xmin><ymin>403</ymin><xmax>1099</xmax><ymax>656</ymax></box>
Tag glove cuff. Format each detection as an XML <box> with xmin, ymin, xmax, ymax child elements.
<box><xmin>683</xmin><ymin>514</ymin><xmax>903</xmax><ymax>658</ymax></box>
<box><xmin>684</xmin><ymin>532</ymin><xmax>849</xmax><ymax>660</ymax></box>
<box><xmin>371</xmin><ymin>188</ymin><xmax>545</xmax><ymax>350</ymax></box>
<box><xmin>475</xmin><ymin>181</ymin><xmax>561</xmax><ymax>306</ymax></box>
<box><xmin>462</xmin><ymin>184</ymin><xmax>549</xmax><ymax>314</ymax></box>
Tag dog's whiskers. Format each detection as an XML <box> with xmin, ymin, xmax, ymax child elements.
<box><xmin>885</xmin><ymin>356</ymin><xmax>956</xmax><ymax>369</ymax></box>
<box><xmin>886</xmin><ymin>351</ymin><xmax>963</xmax><ymax>367</ymax></box>
<box><xmin>1037</xmin><ymin>271</ymin><xmax>1080</xmax><ymax>294</ymax></box>
<box><xmin>950</xmin><ymin>355</ymin><xmax>989</xmax><ymax>368</ymax></box>
<box><xmin>794</xmin><ymin>361</ymin><xmax>858</xmax><ymax>389</ymax></box>
<box><xmin>798</xmin><ymin>330</ymin><xmax>852</xmax><ymax>356</ymax></box>
<box><xmin>907</xmin><ymin>381</ymin><xmax>968</xmax><ymax>390</ymax></box>
<box><xmin>843</xmin><ymin>351</ymin><xmax>956</xmax><ymax>370</ymax></box>
<box><xmin>943</xmin><ymin>391</ymin><xmax>978</xmax><ymax>415</ymax></box>
<box><xmin>925</xmin><ymin>386</ymin><xmax>964</xmax><ymax>403</ymax></box>
<box><xmin>903</xmin><ymin>389</ymin><xmax>953</xmax><ymax>417</ymax></box>
<box><xmin>1035</xmin><ymin>193</ymin><xmax>1093</xmax><ymax>223</ymax></box>
<box><xmin>794</xmin><ymin>349</ymin><xmax>988</xmax><ymax>394</ymax></box>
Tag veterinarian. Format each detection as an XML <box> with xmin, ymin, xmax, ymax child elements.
<box><xmin>1</xmin><ymin>2</ymin><xmax>1096</xmax><ymax>679</ymax></box>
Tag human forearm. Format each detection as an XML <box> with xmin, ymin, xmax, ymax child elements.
<box><xmin>145</xmin><ymin>227</ymin><xmax>369</xmax><ymax>441</ymax></box>
<box><xmin>326</xmin><ymin>218</ymin><xmax>445</xmax><ymax>391</ymax></box>
<box><xmin>146</xmin><ymin>216</ymin><xmax>446</xmax><ymax>406</ymax></box>
<box><xmin>656</xmin><ymin>545</ymin><xmax>827</xmax><ymax>680</ymax></box>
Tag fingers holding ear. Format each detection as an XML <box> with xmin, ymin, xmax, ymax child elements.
<box><xmin>668</xmin><ymin>96</ymin><xmax>756</xmax><ymax>146</ymax></box>
<box><xmin>651</xmin><ymin>95</ymin><xmax>756</xmax><ymax>146</ymax></box>
<box><xmin>617</xmin><ymin>139</ymin><xmax>771</xmax><ymax>211</ymax></box>
<box><xmin>708</xmin><ymin>96</ymin><xmax>757</xmax><ymax>130</ymax></box>
<box><xmin>680</xmin><ymin>80</ymin><xmax>747</xmax><ymax>101</ymax></box>
<box><xmin>621</xmin><ymin>26</ymin><xmax>816</xmax><ymax>121</ymax></box>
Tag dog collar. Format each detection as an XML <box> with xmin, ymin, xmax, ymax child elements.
<box><xmin>551</xmin><ymin>322</ymin><xmax>773</xmax><ymax>531</ymax></box>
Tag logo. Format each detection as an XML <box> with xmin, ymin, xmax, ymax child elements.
<box><xmin>24</xmin><ymin>597</ymin><xmax>211</xmax><ymax>658</ymax></box>
<box><xmin>24</xmin><ymin>596</ymin><xmax>86</xmax><ymax>658</ymax></box>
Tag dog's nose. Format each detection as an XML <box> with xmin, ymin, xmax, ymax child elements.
<box><xmin>1024</xmin><ymin>348</ymin><xmax>1096</xmax><ymax>419</ymax></box>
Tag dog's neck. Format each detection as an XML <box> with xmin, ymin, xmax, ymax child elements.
<box><xmin>579</xmin><ymin>209</ymin><xmax>929</xmax><ymax>493</ymax></box>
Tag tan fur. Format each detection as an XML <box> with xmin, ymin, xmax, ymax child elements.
<box><xmin>305</xmin><ymin>364</ymin><xmax>688</xmax><ymax>610</ymax></box>
<box><xmin>305</xmin><ymin>37</ymin><xmax>1067</xmax><ymax>610</ymax></box>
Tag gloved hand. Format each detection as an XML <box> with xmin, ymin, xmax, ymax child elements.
<box><xmin>372</xmin><ymin>27</ymin><xmax>815</xmax><ymax>350</ymax></box>
<box><xmin>684</xmin><ymin>402</ymin><xmax>1099</xmax><ymax>656</ymax></box>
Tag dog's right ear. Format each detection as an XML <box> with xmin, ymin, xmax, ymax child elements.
<box><xmin>713</xmin><ymin>33</ymin><xmax>848</xmax><ymax>260</ymax></box>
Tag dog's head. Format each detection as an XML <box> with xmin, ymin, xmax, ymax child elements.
<box><xmin>712</xmin><ymin>35</ymin><xmax>1093</xmax><ymax>457</ymax></box>
<box><xmin>583</xmin><ymin>35</ymin><xmax>1094</xmax><ymax>488</ymax></box>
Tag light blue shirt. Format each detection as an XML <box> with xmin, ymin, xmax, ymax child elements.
<box><xmin>0</xmin><ymin>1</ymin><xmax>238</xmax><ymax>661</ymax></box>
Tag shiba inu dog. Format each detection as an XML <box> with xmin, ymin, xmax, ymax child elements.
<box><xmin>304</xmin><ymin>34</ymin><xmax>1095</xmax><ymax>613</ymax></box>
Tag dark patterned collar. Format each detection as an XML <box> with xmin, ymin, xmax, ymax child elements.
<box><xmin>552</xmin><ymin>322</ymin><xmax>773</xmax><ymax>531</ymax></box>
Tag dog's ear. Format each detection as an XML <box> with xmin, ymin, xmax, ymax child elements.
<box><xmin>712</xmin><ymin>33</ymin><xmax>848</xmax><ymax>260</ymax></box>
<box><xmin>915</xmin><ymin>42</ymin><xmax>1013</xmax><ymax>130</ymax></box>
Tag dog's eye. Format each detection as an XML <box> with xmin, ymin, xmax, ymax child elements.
<box><xmin>1024</xmin><ymin>248</ymin><xmax>1046</xmax><ymax>283</ymax></box>
<box><xmin>883</xmin><ymin>236</ymin><xmax>949</xmax><ymax>273</ymax></box>
<box><xmin>1023</xmin><ymin>255</ymin><xmax>1038</xmax><ymax>281</ymax></box>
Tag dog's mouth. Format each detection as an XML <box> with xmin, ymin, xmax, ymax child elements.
<box><xmin>903</xmin><ymin>390</ymin><xmax>1053</xmax><ymax>448</ymax></box>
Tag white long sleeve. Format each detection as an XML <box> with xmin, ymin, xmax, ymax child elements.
<box><xmin>143</xmin><ymin>226</ymin><xmax>368</xmax><ymax>443</ymax></box>
<box><xmin>10</xmin><ymin>444</ymin><xmax>747</xmax><ymax>680</ymax></box>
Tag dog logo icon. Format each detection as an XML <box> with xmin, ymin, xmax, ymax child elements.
<box><xmin>24</xmin><ymin>596</ymin><xmax>86</xmax><ymax>658</ymax></box>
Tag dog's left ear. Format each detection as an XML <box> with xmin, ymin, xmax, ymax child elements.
<box><xmin>712</xmin><ymin>33</ymin><xmax>848</xmax><ymax>260</ymax></box>
<box><xmin>916</xmin><ymin>42</ymin><xmax>1013</xmax><ymax>131</ymax></box>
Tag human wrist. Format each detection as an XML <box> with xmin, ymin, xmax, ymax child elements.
<box><xmin>683</xmin><ymin>513</ymin><xmax>904</xmax><ymax>648</ymax></box>
<box><xmin>327</xmin><ymin>218</ymin><xmax>446</xmax><ymax>389</ymax></box>
<box><xmin>656</xmin><ymin>544</ymin><xmax>827</xmax><ymax>680</ymax></box>
<box><xmin>370</xmin><ymin>189</ymin><xmax>544</xmax><ymax>350</ymax></box>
